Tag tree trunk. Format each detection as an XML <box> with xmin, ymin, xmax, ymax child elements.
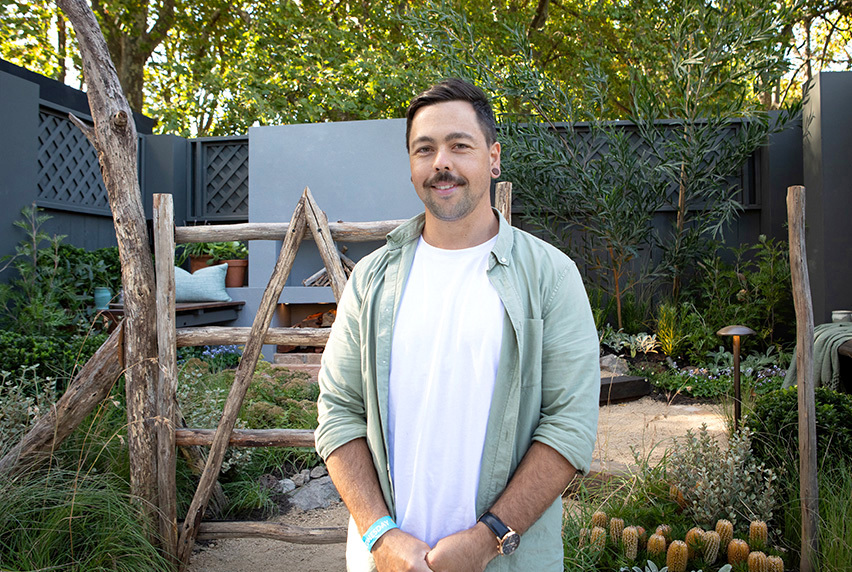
<box><xmin>56</xmin><ymin>0</ymin><xmax>160</xmax><ymax>534</ymax></box>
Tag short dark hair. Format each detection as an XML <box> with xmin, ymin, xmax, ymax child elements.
<box><xmin>405</xmin><ymin>78</ymin><xmax>497</xmax><ymax>150</ymax></box>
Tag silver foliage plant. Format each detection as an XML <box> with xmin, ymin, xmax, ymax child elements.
<box><xmin>621</xmin><ymin>562</ymin><xmax>732</xmax><ymax>572</ymax></box>
<box><xmin>668</xmin><ymin>423</ymin><xmax>776</xmax><ymax>529</ymax></box>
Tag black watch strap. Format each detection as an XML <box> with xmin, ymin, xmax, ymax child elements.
<box><xmin>479</xmin><ymin>511</ymin><xmax>510</xmax><ymax>538</ymax></box>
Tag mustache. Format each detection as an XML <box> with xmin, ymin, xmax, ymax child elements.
<box><xmin>424</xmin><ymin>172</ymin><xmax>467</xmax><ymax>188</ymax></box>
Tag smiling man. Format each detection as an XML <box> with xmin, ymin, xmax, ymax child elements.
<box><xmin>315</xmin><ymin>79</ymin><xmax>600</xmax><ymax>572</ymax></box>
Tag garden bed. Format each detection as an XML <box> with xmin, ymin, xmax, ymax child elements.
<box><xmin>186</xmin><ymin>397</ymin><xmax>726</xmax><ymax>572</ymax></box>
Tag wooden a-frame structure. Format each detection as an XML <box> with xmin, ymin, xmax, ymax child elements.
<box><xmin>158</xmin><ymin>184</ymin><xmax>514</xmax><ymax>566</ymax></box>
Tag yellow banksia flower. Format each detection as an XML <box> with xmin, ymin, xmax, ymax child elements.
<box><xmin>656</xmin><ymin>524</ymin><xmax>672</xmax><ymax>542</ymax></box>
<box><xmin>647</xmin><ymin>533</ymin><xmax>667</xmax><ymax>557</ymax></box>
<box><xmin>666</xmin><ymin>539</ymin><xmax>688</xmax><ymax>572</ymax></box>
<box><xmin>748</xmin><ymin>550</ymin><xmax>768</xmax><ymax>572</ymax></box>
<box><xmin>590</xmin><ymin>526</ymin><xmax>606</xmax><ymax>551</ymax></box>
<box><xmin>622</xmin><ymin>526</ymin><xmax>638</xmax><ymax>560</ymax></box>
<box><xmin>578</xmin><ymin>527</ymin><xmax>589</xmax><ymax>548</ymax></box>
<box><xmin>591</xmin><ymin>510</ymin><xmax>607</xmax><ymax>529</ymax></box>
<box><xmin>685</xmin><ymin>526</ymin><xmax>704</xmax><ymax>559</ymax></box>
<box><xmin>609</xmin><ymin>517</ymin><xmax>624</xmax><ymax>546</ymax></box>
<box><xmin>728</xmin><ymin>538</ymin><xmax>750</xmax><ymax>565</ymax></box>
<box><xmin>716</xmin><ymin>519</ymin><xmax>734</xmax><ymax>550</ymax></box>
<box><xmin>703</xmin><ymin>530</ymin><xmax>721</xmax><ymax>564</ymax></box>
<box><xmin>636</xmin><ymin>525</ymin><xmax>647</xmax><ymax>549</ymax></box>
<box><xmin>767</xmin><ymin>555</ymin><xmax>784</xmax><ymax>572</ymax></box>
<box><xmin>749</xmin><ymin>520</ymin><xmax>769</xmax><ymax>550</ymax></box>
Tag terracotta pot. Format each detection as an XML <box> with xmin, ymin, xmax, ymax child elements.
<box><xmin>189</xmin><ymin>255</ymin><xmax>214</xmax><ymax>273</ymax></box>
<box><xmin>223</xmin><ymin>259</ymin><xmax>248</xmax><ymax>287</ymax></box>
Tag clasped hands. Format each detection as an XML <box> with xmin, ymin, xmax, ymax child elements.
<box><xmin>373</xmin><ymin>522</ymin><xmax>498</xmax><ymax>572</ymax></box>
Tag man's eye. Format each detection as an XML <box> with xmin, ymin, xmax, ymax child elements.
<box><xmin>415</xmin><ymin>147</ymin><xmax>432</xmax><ymax>154</ymax></box>
<box><xmin>454</xmin><ymin>143</ymin><xmax>470</xmax><ymax>150</ymax></box>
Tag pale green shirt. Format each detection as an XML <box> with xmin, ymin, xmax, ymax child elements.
<box><xmin>316</xmin><ymin>210</ymin><xmax>600</xmax><ymax>571</ymax></box>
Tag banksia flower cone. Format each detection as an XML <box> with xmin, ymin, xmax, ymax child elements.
<box><xmin>591</xmin><ymin>510</ymin><xmax>607</xmax><ymax>529</ymax></box>
<box><xmin>703</xmin><ymin>530</ymin><xmax>721</xmax><ymax>564</ymax></box>
<box><xmin>728</xmin><ymin>538</ymin><xmax>750</xmax><ymax>565</ymax></box>
<box><xmin>716</xmin><ymin>519</ymin><xmax>734</xmax><ymax>550</ymax></box>
<box><xmin>670</xmin><ymin>484</ymin><xmax>687</xmax><ymax>508</ymax></box>
<box><xmin>636</xmin><ymin>526</ymin><xmax>647</xmax><ymax>549</ymax></box>
<box><xmin>609</xmin><ymin>517</ymin><xmax>624</xmax><ymax>545</ymax></box>
<box><xmin>685</xmin><ymin>527</ymin><xmax>704</xmax><ymax>559</ymax></box>
<box><xmin>749</xmin><ymin>520</ymin><xmax>769</xmax><ymax>550</ymax></box>
<box><xmin>767</xmin><ymin>555</ymin><xmax>784</xmax><ymax>572</ymax></box>
<box><xmin>655</xmin><ymin>524</ymin><xmax>672</xmax><ymax>542</ymax></box>
<box><xmin>647</xmin><ymin>533</ymin><xmax>667</xmax><ymax>557</ymax></box>
<box><xmin>590</xmin><ymin>526</ymin><xmax>606</xmax><ymax>551</ymax></box>
<box><xmin>622</xmin><ymin>526</ymin><xmax>638</xmax><ymax>560</ymax></box>
<box><xmin>748</xmin><ymin>550</ymin><xmax>768</xmax><ymax>572</ymax></box>
<box><xmin>666</xmin><ymin>540</ymin><xmax>688</xmax><ymax>572</ymax></box>
<box><xmin>578</xmin><ymin>528</ymin><xmax>589</xmax><ymax>548</ymax></box>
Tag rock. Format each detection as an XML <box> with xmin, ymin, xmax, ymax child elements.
<box><xmin>310</xmin><ymin>465</ymin><xmax>328</xmax><ymax>479</ymax></box>
<box><xmin>292</xmin><ymin>473</ymin><xmax>309</xmax><ymax>487</ymax></box>
<box><xmin>600</xmin><ymin>354</ymin><xmax>630</xmax><ymax>376</ymax></box>
<box><xmin>257</xmin><ymin>473</ymin><xmax>280</xmax><ymax>492</ymax></box>
<box><xmin>287</xmin><ymin>476</ymin><xmax>341</xmax><ymax>511</ymax></box>
<box><xmin>279</xmin><ymin>478</ymin><xmax>297</xmax><ymax>493</ymax></box>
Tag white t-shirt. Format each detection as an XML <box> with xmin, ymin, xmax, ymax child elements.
<box><xmin>388</xmin><ymin>235</ymin><xmax>504</xmax><ymax>547</ymax></box>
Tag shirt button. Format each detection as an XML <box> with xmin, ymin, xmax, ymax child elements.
<box><xmin>501</xmin><ymin>257</ymin><xmax>507</xmax><ymax>263</ymax></box>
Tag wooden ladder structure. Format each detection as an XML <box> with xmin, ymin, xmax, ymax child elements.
<box><xmin>152</xmin><ymin>183</ymin><xmax>512</xmax><ymax>567</ymax></box>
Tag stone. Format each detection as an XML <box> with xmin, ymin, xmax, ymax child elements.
<box><xmin>287</xmin><ymin>476</ymin><xmax>341</xmax><ymax>511</ymax></box>
<box><xmin>257</xmin><ymin>473</ymin><xmax>279</xmax><ymax>492</ymax></box>
<box><xmin>600</xmin><ymin>354</ymin><xmax>630</xmax><ymax>376</ymax></box>
<box><xmin>291</xmin><ymin>473</ymin><xmax>309</xmax><ymax>487</ymax></box>
<box><xmin>310</xmin><ymin>465</ymin><xmax>328</xmax><ymax>479</ymax></box>
<box><xmin>278</xmin><ymin>478</ymin><xmax>296</xmax><ymax>493</ymax></box>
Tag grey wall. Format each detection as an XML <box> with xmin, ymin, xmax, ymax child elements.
<box><xmin>803</xmin><ymin>72</ymin><xmax>852</xmax><ymax>323</ymax></box>
<box><xmin>0</xmin><ymin>71</ymin><xmax>40</xmax><ymax>264</ymax></box>
<box><xmin>243</xmin><ymin>118</ymin><xmax>421</xmax><ymax>357</ymax></box>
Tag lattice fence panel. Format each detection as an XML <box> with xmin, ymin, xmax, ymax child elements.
<box><xmin>37</xmin><ymin>110</ymin><xmax>110</xmax><ymax>214</ymax></box>
<box><xmin>197</xmin><ymin>140</ymin><xmax>248</xmax><ymax>221</ymax></box>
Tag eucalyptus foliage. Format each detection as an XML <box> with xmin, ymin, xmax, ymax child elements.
<box><xmin>407</xmin><ymin>0</ymin><xmax>799</xmax><ymax>322</ymax></box>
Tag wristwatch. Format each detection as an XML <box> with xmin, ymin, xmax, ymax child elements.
<box><xmin>478</xmin><ymin>511</ymin><xmax>521</xmax><ymax>556</ymax></box>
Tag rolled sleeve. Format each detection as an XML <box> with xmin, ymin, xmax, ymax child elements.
<box><xmin>532</xmin><ymin>263</ymin><xmax>600</xmax><ymax>475</ymax></box>
<box><xmin>315</xmin><ymin>278</ymin><xmax>368</xmax><ymax>461</ymax></box>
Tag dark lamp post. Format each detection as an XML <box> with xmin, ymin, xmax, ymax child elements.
<box><xmin>717</xmin><ymin>325</ymin><xmax>756</xmax><ymax>431</ymax></box>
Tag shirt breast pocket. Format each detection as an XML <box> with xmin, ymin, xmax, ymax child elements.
<box><xmin>520</xmin><ymin>318</ymin><xmax>543</xmax><ymax>388</ymax></box>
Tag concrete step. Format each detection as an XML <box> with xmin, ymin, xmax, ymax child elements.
<box><xmin>274</xmin><ymin>352</ymin><xmax>324</xmax><ymax>365</ymax></box>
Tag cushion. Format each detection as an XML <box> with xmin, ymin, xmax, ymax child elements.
<box><xmin>175</xmin><ymin>263</ymin><xmax>232</xmax><ymax>303</ymax></box>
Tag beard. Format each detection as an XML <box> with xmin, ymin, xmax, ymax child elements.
<box><xmin>420</xmin><ymin>171</ymin><xmax>482</xmax><ymax>222</ymax></box>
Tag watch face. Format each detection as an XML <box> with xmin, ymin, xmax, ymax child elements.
<box><xmin>500</xmin><ymin>532</ymin><xmax>521</xmax><ymax>556</ymax></box>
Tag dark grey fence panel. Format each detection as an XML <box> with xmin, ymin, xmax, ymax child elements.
<box><xmin>190</xmin><ymin>136</ymin><xmax>249</xmax><ymax>222</ymax></box>
<box><xmin>36</xmin><ymin>103</ymin><xmax>110</xmax><ymax>215</ymax></box>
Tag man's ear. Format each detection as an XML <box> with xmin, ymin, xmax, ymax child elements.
<box><xmin>490</xmin><ymin>141</ymin><xmax>502</xmax><ymax>173</ymax></box>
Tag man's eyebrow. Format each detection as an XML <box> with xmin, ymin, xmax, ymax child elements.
<box><xmin>410</xmin><ymin>132</ymin><xmax>476</xmax><ymax>148</ymax></box>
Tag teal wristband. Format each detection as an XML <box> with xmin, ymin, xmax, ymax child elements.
<box><xmin>362</xmin><ymin>516</ymin><xmax>397</xmax><ymax>552</ymax></box>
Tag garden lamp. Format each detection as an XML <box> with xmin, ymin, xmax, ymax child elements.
<box><xmin>717</xmin><ymin>325</ymin><xmax>756</xmax><ymax>431</ymax></box>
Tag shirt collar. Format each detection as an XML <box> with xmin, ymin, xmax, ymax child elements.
<box><xmin>386</xmin><ymin>208</ymin><xmax>514</xmax><ymax>267</ymax></box>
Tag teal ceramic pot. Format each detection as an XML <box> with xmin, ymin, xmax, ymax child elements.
<box><xmin>94</xmin><ymin>287</ymin><xmax>112</xmax><ymax>310</ymax></box>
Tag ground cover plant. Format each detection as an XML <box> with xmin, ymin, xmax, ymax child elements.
<box><xmin>175</xmin><ymin>355</ymin><xmax>322</xmax><ymax>517</ymax></box>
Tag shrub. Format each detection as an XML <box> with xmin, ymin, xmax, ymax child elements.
<box><xmin>746</xmin><ymin>387</ymin><xmax>852</xmax><ymax>471</ymax></box>
<box><xmin>0</xmin><ymin>366</ymin><xmax>56</xmax><ymax>456</ymax></box>
<box><xmin>667</xmin><ymin>424</ymin><xmax>776</xmax><ymax>530</ymax></box>
<box><xmin>0</xmin><ymin>329</ymin><xmax>109</xmax><ymax>386</ymax></box>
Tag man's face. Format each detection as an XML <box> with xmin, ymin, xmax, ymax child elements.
<box><xmin>407</xmin><ymin>100</ymin><xmax>500</xmax><ymax>223</ymax></box>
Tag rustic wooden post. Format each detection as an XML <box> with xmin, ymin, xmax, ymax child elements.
<box><xmin>787</xmin><ymin>185</ymin><xmax>818</xmax><ymax>572</ymax></box>
<box><xmin>154</xmin><ymin>194</ymin><xmax>178</xmax><ymax>560</ymax></box>
<box><xmin>56</xmin><ymin>0</ymin><xmax>160</xmax><ymax>529</ymax></box>
<box><xmin>176</xmin><ymin>194</ymin><xmax>309</xmax><ymax>565</ymax></box>
<box><xmin>495</xmin><ymin>181</ymin><xmax>512</xmax><ymax>224</ymax></box>
<box><xmin>303</xmin><ymin>187</ymin><xmax>348</xmax><ymax>302</ymax></box>
<box><xmin>0</xmin><ymin>324</ymin><xmax>124</xmax><ymax>475</ymax></box>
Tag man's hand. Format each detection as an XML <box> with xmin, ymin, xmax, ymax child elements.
<box><xmin>425</xmin><ymin>522</ymin><xmax>497</xmax><ymax>572</ymax></box>
<box><xmin>372</xmin><ymin>528</ymin><xmax>431</xmax><ymax>572</ymax></box>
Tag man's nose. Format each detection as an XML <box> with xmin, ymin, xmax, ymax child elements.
<box><xmin>433</xmin><ymin>148</ymin><xmax>452</xmax><ymax>170</ymax></box>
